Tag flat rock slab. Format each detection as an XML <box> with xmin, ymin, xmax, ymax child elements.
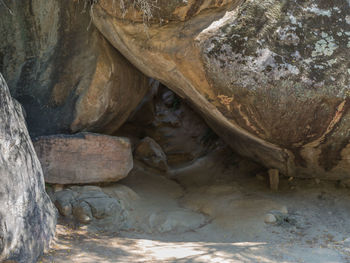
<box><xmin>34</xmin><ymin>133</ymin><xmax>133</xmax><ymax>184</ymax></box>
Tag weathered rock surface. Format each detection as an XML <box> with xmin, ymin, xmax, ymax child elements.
<box><xmin>34</xmin><ymin>133</ymin><xmax>133</xmax><ymax>184</ymax></box>
<box><xmin>0</xmin><ymin>0</ymin><xmax>149</xmax><ymax>137</ymax></box>
<box><xmin>134</xmin><ymin>137</ymin><xmax>169</xmax><ymax>172</ymax></box>
<box><xmin>54</xmin><ymin>186</ymin><xmax>128</xmax><ymax>231</ymax></box>
<box><xmin>53</xmin><ymin>178</ymin><xmax>208</xmax><ymax>234</ymax></box>
<box><xmin>0</xmin><ymin>74</ymin><xmax>56</xmax><ymax>262</ymax></box>
<box><xmin>101</xmin><ymin>184</ymin><xmax>140</xmax><ymax>210</ymax></box>
<box><xmin>91</xmin><ymin>0</ymin><xmax>350</xmax><ymax>179</ymax></box>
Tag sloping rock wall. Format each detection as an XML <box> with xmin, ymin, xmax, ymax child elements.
<box><xmin>0</xmin><ymin>0</ymin><xmax>149</xmax><ymax>136</ymax></box>
<box><xmin>0</xmin><ymin>74</ymin><xmax>56</xmax><ymax>263</ymax></box>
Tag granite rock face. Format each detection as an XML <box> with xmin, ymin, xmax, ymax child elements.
<box><xmin>91</xmin><ymin>0</ymin><xmax>350</xmax><ymax>179</ymax></box>
<box><xmin>0</xmin><ymin>74</ymin><xmax>56</xmax><ymax>263</ymax></box>
<box><xmin>118</xmin><ymin>85</ymin><xmax>219</xmax><ymax>170</ymax></box>
<box><xmin>0</xmin><ymin>0</ymin><xmax>149</xmax><ymax>137</ymax></box>
<box><xmin>34</xmin><ymin>133</ymin><xmax>133</xmax><ymax>184</ymax></box>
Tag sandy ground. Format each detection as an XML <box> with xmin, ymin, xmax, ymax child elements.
<box><xmin>40</xmin><ymin>164</ymin><xmax>350</xmax><ymax>263</ymax></box>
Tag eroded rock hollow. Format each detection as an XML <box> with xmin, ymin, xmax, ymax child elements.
<box><xmin>90</xmin><ymin>0</ymin><xmax>350</xmax><ymax>179</ymax></box>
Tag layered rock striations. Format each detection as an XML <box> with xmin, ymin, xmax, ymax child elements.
<box><xmin>0</xmin><ymin>0</ymin><xmax>149</xmax><ymax>136</ymax></box>
<box><xmin>91</xmin><ymin>0</ymin><xmax>350</xmax><ymax>179</ymax></box>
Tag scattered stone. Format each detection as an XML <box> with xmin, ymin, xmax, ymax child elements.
<box><xmin>268</xmin><ymin>169</ymin><xmax>279</xmax><ymax>191</ymax></box>
<box><xmin>0</xmin><ymin>74</ymin><xmax>56</xmax><ymax>263</ymax></box>
<box><xmin>34</xmin><ymin>133</ymin><xmax>133</xmax><ymax>184</ymax></box>
<box><xmin>264</xmin><ymin>213</ymin><xmax>277</xmax><ymax>224</ymax></box>
<box><xmin>134</xmin><ymin>137</ymin><xmax>169</xmax><ymax>172</ymax></box>
<box><xmin>288</xmin><ymin>177</ymin><xmax>294</xmax><ymax>181</ymax></box>
<box><xmin>315</xmin><ymin>179</ymin><xmax>321</xmax><ymax>184</ymax></box>
<box><xmin>280</xmin><ymin>206</ymin><xmax>288</xmax><ymax>215</ymax></box>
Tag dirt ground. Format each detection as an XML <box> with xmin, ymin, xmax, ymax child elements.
<box><xmin>40</xmin><ymin>162</ymin><xmax>350</xmax><ymax>263</ymax></box>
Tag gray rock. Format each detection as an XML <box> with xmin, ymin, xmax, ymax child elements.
<box><xmin>54</xmin><ymin>190</ymin><xmax>77</xmax><ymax>217</ymax></box>
<box><xmin>84</xmin><ymin>197</ymin><xmax>122</xmax><ymax>220</ymax></box>
<box><xmin>264</xmin><ymin>213</ymin><xmax>277</xmax><ymax>224</ymax></box>
<box><xmin>280</xmin><ymin>206</ymin><xmax>288</xmax><ymax>215</ymax></box>
<box><xmin>0</xmin><ymin>74</ymin><xmax>56</xmax><ymax>263</ymax></box>
<box><xmin>102</xmin><ymin>184</ymin><xmax>140</xmax><ymax>209</ymax></box>
<box><xmin>72</xmin><ymin>201</ymin><xmax>93</xmax><ymax>224</ymax></box>
<box><xmin>55</xmin><ymin>186</ymin><xmax>128</xmax><ymax>231</ymax></box>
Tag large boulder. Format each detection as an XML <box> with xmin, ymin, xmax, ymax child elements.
<box><xmin>33</xmin><ymin>133</ymin><xmax>133</xmax><ymax>184</ymax></box>
<box><xmin>0</xmin><ymin>74</ymin><xmax>56</xmax><ymax>262</ymax></box>
<box><xmin>91</xmin><ymin>0</ymin><xmax>350</xmax><ymax>179</ymax></box>
<box><xmin>134</xmin><ymin>137</ymin><xmax>169</xmax><ymax>172</ymax></box>
<box><xmin>0</xmin><ymin>0</ymin><xmax>149</xmax><ymax>137</ymax></box>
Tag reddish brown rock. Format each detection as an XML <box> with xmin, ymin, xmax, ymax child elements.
<box><xmin>134</xmin><ymin>137</ymin><xmax>169</xmax><ymax>172</ymax></box>
<box><xmin>33</xmin><ymin>133</ymin><xmax>133</xmax><ymax>184</ymax></box>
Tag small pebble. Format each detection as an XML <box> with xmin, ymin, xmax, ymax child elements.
<box><xmin>288</xmin><ymin>177</ymin><xmax>294</xmax><ymax>181</ymax></box>
<box><xmin>264</xmin><ymin>213</ymin><xmax>277</xmax><ymax>224</ymax></box>
<box><xmin>315</xmin><ymin>178</ymin><xmax>321</xmax><ymax>184</ymax></box>
<box><xmin>280</xmin><ymin>206</ymin><xmax>288</xmax><ymax>214</ymax></box>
